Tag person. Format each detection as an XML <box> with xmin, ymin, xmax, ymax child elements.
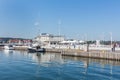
<box><xmin>87</xmin><ymin>43</ymin><xmax>89</xmax><ymax>52</ymax></box>
<box><xmin>111</xmin><ymin>47</ymin><xmax>113</xmax><ymax>52</ymax></box>
<box><xmin>112</xmin><ymin>43</ymin><xmax>116</xmax><ymax>52</ymax></box>
<box><xmin>36</xmin><ymin>45</ymin><xmax>40</xmax><ymax>50</ymax></box>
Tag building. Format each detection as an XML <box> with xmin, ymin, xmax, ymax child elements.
<box><xmin>34</xmin><ymin>33</ymin><xmax>65</xmax><ymax>45</ymax></box>
<box><xmin>8</xmin><ymin>39</ymin><xmax>32</xmax><ymax>45</ymax></box>
<box><xmin>60</xmin><ymin>39</ymin><xmax>85</xmax><ymax>45</ymax></box>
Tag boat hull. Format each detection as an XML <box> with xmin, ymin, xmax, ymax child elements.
<box><xmin>4</xmin><ymin>45</ymin><xmax>14</xmax><ymax>50</ymax></box>
<box><xmin>28</xmin><ymin>48</ymin><xmax>46</xmax><ymax>53</ymax></box>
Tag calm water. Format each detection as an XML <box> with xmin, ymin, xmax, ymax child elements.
<box><xmin>0</xmin><ymin>50</ymin><xmax>120</xmax><ymax>80</ymax></box>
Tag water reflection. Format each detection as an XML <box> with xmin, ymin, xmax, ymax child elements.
<box><xmin>3</xmin><ymin>50</ymin><xmax>120</xmax><ymax>67</ymax></box>
<box><xmin>62</xmin><ymin>56</ymin><xmax>120</xmax><ymax>80</ymax></box>
<box><xmin>31</xmin><ymin>52</ymin><xmax>64</xmax><ymax>67</ymax></box>
<box><xmin>62</xmin><ymin>56</ymin><xmax>120</xmax><ymax>67</ymax></box>
<box><xmin>1</xmin><ymin>50</ymin><xmax>120</xmax><ymax>80</ymax></box>
<box><xmin>3</xmin><ymin>50</ymin><xmax>14</xmax><ymax>57</ymax></box>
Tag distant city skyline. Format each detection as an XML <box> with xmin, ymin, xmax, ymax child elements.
<box><xmin>0</xmin><ymin>0</ymin><xmax>120</xmax><ymax>40</ymax></box>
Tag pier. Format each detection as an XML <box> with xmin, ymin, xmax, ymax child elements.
<box><xmin>42</xmin><ymin>47</ymin><xmax>120</xmax><ymax>61</ymax></box>
<box><xmin>41</xmin><ymin>48</ymin><xmax>120</xmax><ymax>61</ymax></box>
<box><xmin>61</xmin><ymin>51</ymin><xmax>120</xmax><ymax>61</ymax></box>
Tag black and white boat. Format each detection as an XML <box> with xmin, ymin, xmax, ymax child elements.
<box><xmin>28</xmin><ymin>46</ymin><xmax>46</xmax><ymax>53</ymax></box>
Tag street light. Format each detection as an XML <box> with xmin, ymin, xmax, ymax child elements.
<box><xmin>110</xmin><ymin>32</ymin><xmax>113</xmax><ymax>48</ymax></box>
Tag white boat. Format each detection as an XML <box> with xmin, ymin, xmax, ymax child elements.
<box><xmin>4</xmin><ymin>45</ymin><xmax>14</xmax><ymax>50</ymax></box>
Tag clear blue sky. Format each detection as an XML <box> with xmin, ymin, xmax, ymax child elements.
<box><xmin>0</xmin><ymin>0</ymin><xmax>120</xmax><ymax>40</ymax></box>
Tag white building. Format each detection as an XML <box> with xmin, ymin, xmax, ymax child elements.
<box><xmin>60</xmin><ymin>39</ymin><xmax>85</xmax><ymax>45</ymax></box>
<box><xmin>34</xmin><ymin>33</ymin><xmax>65</xmax><ymax>45</ymax></box>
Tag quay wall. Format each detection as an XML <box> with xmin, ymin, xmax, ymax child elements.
<box><xmin>61</xmin><ymin>51</ymin><xmax>120</xmax><ymax>61</ymax></box>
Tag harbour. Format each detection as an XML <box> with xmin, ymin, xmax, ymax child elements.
<box><xmin>0</xmin><ymin>0</ymin><xmax>120</xmax><ymax>79</ymax></box>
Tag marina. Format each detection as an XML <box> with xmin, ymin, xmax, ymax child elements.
<box><xmin>0</xmin><ymin>0</ymin><xmax>120</xmax><ymax>79</ymax></box>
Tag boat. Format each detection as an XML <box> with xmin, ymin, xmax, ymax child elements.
<box><xmin>4</xmin><ymin>45</ymin><xmax>14</xmax><ymax>50</ymax></box>
<box><xmin>28</xmin><ymin>46</ymin><xmax>46</xmax><ymax>53</ymax></box>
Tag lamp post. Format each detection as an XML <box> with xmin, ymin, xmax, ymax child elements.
<box><xmin>102</xmin><ymin>32</ymin><xmax>105</xmax><ymax>46</ymax></box>
<box><xmin>110</xmin><ymin>32</ymin><xmax>113</xmax><ymax>48</ymax></box>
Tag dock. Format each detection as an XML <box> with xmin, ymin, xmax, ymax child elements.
<box><xmin>44</xmin><ymin>48</ymin><xmax>120</xmax><ymax>61</ymax></box>
<box><xmin>1</xmin><ymin>45</ymin><xmax>120</xmax><ymax>61</ymax></box>
<box><xmin>61</xmin><ymin>51</ymin><xmax>120</xmax><ymax>61</ymax></box>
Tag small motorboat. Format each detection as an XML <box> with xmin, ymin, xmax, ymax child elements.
<box><xmin>28</xmin><ymin>46</ymin><xmax>46</xmax><ymax>53</ymax></box>
<box><xmin>4</xmin><ymin>45</ymin><xmax>14</xmax><ymax>50</ymax></box>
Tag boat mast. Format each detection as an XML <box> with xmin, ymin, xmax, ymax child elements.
<box><xmin>58</xmin><ymin>19</ymin><xmax>61</xmax><ymax>49</ymax></box>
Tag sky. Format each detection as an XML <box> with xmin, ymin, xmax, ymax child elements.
<box><xmin>0</xmin><ymin>0</ymin><xmax>120</xmax><ymax>40</ymax></box>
